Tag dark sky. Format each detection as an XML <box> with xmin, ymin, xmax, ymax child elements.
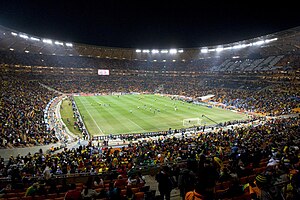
<box><xmin>0</xmin><ymin>0</ymin><xmax>299</xmax><ymax>48</ymax></box>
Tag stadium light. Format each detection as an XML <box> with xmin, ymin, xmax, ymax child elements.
<box><xmin>142</xmin><ymin>49</ymin><xmax>150</xmax><ymax>53</ymax></box>
<box><xmin>135</xmin><ymin>49</ymin><xmax>141</xmax><ymax>53</ymax></box>
<box><xmin>178</xmin><ymin>49</ymin><xmax>184</xmax><ymax>53</ymax></box>
<box><xmin>160</xmin><ymin>50</ymin><xmax>168</xmax><ymax>53</ymax></box>
<box><xmin>65</xmin><ymin>43</ymin><xmax>73</xmax><ymax>47</ymax></box>
<box><xmin>169</xmin><ymin>49</ymin><xmax>177</xmax><ymax>54</ymax></box>
<box><xmin>19</xmin><ymin>34</ymin><xmax>29</xmax><ymax>39</ymax></box>
<box><xmin>232</xmin><ymin>44</ymin><xmax>243</xmax><ymax>49</ymax></box>
<box><xmin>24</xmin><ymin>50</ymin><xmax>29</xmax><ymax>53</ymax></box>
<box><xmin>265</xmin><ymin>38</ymin><xmax>278</xmax><ymax>43</ymax></box>
<box><xmin>30</xmin><ymin>37</ymin><xmax>40</xmax><ymax>41</ymax></box>
<box><xmin>11</xmin><ymin>32</ymin><xmax>17</xmax><ymax>36</ymax></box>
<box><xmin>54</xmin><ymin>41</ymin><xmax>64</xmax><ymax>46</ymax></box>
<box><xmin>216</xmin><ymin>47</ymin><xmax>224</xmax><ymax>52</ymax></box>
<box><xmin>223</xmin><ymin>46</ymin><xmax>232</xmax><ymax>50</ymax></box>
<box><xmin>201</xmin><ymin>48</ymin><xmax>208</xmax><ymax>53</ymax></box>
<box><xmin>43</xmin><ymin>39</ymin><xmax>53</xmax><ymax>44</ymax></box>
<box><xmin>151</xmin><ymin>49</ymin><xmax>159</xmax><ymax>54</ymax></box>
<box><xmin>9</xmin><ymin>48</ymin><xmax>14</xmax><ymax>51</ymax></box>
<box><xmin>252</xmin><ymin>40</ymin><xmax>265</xmax><ymax>46</ymax></box>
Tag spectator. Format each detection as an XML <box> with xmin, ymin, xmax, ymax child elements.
<box><xmin>81</xmin><ymin>178</ymin><xmax>99</xmax><ymax>200</ymax></box>
<box><xmin>0</xmin><ymin>184</ymin><xmax>12</xmax><ymax>197</ymax></box>
<box><xmin>185</xmin><ymin>178</ymin><xmax>214</xmax><ymax>200</ymax></box>
<box><xmin>155</xmin><ymin>166</ymin><xmax>173</xmax><ymax>200</ymax></box>
<box><xmin>64</xmin><ymin>183</ymin><xmax>82</xmax><ymax>200</ymax></box>
<box><xmin>25</xmin><ymin>182</ymin><xmax>39</xmax><ymax>197</ymax></box>
<box><xmin>93</xmin><ymin>175</ymin><xmax>104</xmax><ymax>188</ymax></box>
<box><xmin>114</xmin><ymin>175</ymin><xmax>126</xmax><ymax>189</ymax></box>
<box><xmin>106</xmin><ymin>182</ymin><xmax>121</xmax><ymax>200</ymax></box>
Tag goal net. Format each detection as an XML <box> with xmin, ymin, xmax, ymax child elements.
<box><xmin>183</xmin><ymin>118</ymin><xmax>202</xmax><ymax>127</ymax></box>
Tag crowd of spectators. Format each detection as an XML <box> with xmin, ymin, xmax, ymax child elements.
<box><xmin>0</xmin><ymin>76</ymin><xmax>59</xmax><ymax>148</ymax></box>
<box><xmin>0</xmin><ymin>116</ymin><xmax>299</xmax><ymax>199</ymax></box>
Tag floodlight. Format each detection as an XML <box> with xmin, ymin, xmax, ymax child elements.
<box><xmin>265</xmin><ymin>38</ymin><xmax>277</xmax><ymax>43</ymax></box>
<box><xmin>30</xmin><ymin>37</ymin><xmax>40</xmax><ymax>41</ymax></box>
<box><xmin>232</xmin><ymin>44</ymin><xmax>242</xmax><ymax>49</ymax></box>
<box><xmin>43</xmin><ymin>39</ymin><xmax>53</xmax><ymax>44</ymax></box>
<box><xmin>65</xmin><ymin>43</ymin><xmax>73</xmax><ymax>47</ymax></box>
<box><xmin>223</xmin><ymin>47</ymin><xmax>232</xmax><ymax>50</ymax></box>
<box><xmin>201</xmin><ymin>48</ymin><xmax>208</xmax><ymax>53</ymax></box>
<box><xmin>11</xmin><ymin>32</ymin><xmax>17</xmax><ymax>36</ymax></box>
<box><xmin>19</xmin><ymin>34</ymin><xmax>29</xmax><ymax>39</ymax></box>
<box><xmin>160</xmin><ymin>50</ymin><xmax>168</xmax><ymax>53</ymax></box>
<box><xmin>169</xmin><ymin>49</ymin><xmax>177</xmax><ymax>54</ymax></box>
<box><xmin>252</xmin><ymin>40</ymin><xmax>265</xmax><ymax>46</ymax></box>
<box><xmin>135</xmin><ymin>49</ymin><xmax>141</xmax><ymax>53</ymax></box>
<box><xmin>54</xmin><ymin>41</ymin><xmax>64</xmax><ymax>46</ymax></box>
<box><xmin>142</xmin><ymin>49</ymin><xmax>150</xmax><ymax>53</ymax></box>
<box><xmin>151</xmin><ymin>49</ymin><xmax>159</xmax><ymax>54</ymax></box>
<box><xmin>216</xmin><ymin>47</ymin><xmax>224</xmax><ymax>52</ymax></box>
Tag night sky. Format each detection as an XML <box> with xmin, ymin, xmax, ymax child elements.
<box><xmin>0</xmin><ymin>0</ymin><xmax>299</xmax><ymax>48</ymax></box>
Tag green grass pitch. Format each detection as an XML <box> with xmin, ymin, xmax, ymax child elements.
<box><xmin>73</xmin><ymin>94</ymin><xmax>248</xmax><ymax>136</ymax></box>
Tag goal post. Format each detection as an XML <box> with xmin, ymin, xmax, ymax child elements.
<box><xmin>183</xmin><ymin>118</ymin><xmax>202</xmax><ymax>127</ymax></box>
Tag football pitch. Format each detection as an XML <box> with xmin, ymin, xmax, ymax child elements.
<box><xmin>73</xmin><ymin>94</ymin><xmax>247</xmax><ymax>136</ymax></box>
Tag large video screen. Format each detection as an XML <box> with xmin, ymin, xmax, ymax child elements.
<box><xmin>98</xmin><ymin>69</ymin><xmax>110</xmax><ymax>75</ymax></box>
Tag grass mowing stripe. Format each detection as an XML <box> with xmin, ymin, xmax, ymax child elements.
<box><xmin>89</xmin><ymin>96</ymin><xmax>125</xmax><ymax>133</ymax></box>
<box><xmin>90</xmin><ymin>96</ymin><xmax>133</xmax><ymax>134</ymax></box>
<box><xmin>123</xmin><ymin>95</ymin><xmax>184</xmax><ymax>127</ymax></box>
<box><xmin>115</xmin><ymin>95</ymin><xmax>174</xmax><ymax>129</ymax></box>
<box><xmin>100</xmin><ymin>95</ymin><xmax>154</xmax><ymax>131</ymax></box>
<box><xmin>132</xmin><ymin>95</ymin><xmax>199</xmax><ymax>123</ymax></box>
<box><xmin>76</xmin><ymin>97</ymin><xmax>104</xmax><ymax>135</ymax></box>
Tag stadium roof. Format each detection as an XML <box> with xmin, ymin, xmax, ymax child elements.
<box><xmin>0</xmin><ymin>25</ymin><xmax>299</xmax><ymax>62</ymax></box>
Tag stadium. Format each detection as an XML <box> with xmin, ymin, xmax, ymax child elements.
<box><xmin>0</xmin><ymin>22</ymin><xmax>300</xmax><ymax>200</ymax></box>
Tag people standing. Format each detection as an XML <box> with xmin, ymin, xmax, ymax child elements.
<box><xmin>155</xmin><ymin>166</ymin><xmax>173</xmax><ymax>200</ymax></box>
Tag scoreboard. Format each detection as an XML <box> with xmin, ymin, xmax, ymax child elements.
<box><xmin>98</xmin><ymin>69</ymin><xmax>110</xmax><ymax>75</ymax></box>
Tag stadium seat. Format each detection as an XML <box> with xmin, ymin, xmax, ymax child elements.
<box><xmin>131</xmin><ymin>187</ymin><xmax>140</xmax><ymax>194</ymax></box>
<box><xmin>134</xmin><ymin>192</ymin><xmax>145</xmax><ymax>200</ymax></box>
